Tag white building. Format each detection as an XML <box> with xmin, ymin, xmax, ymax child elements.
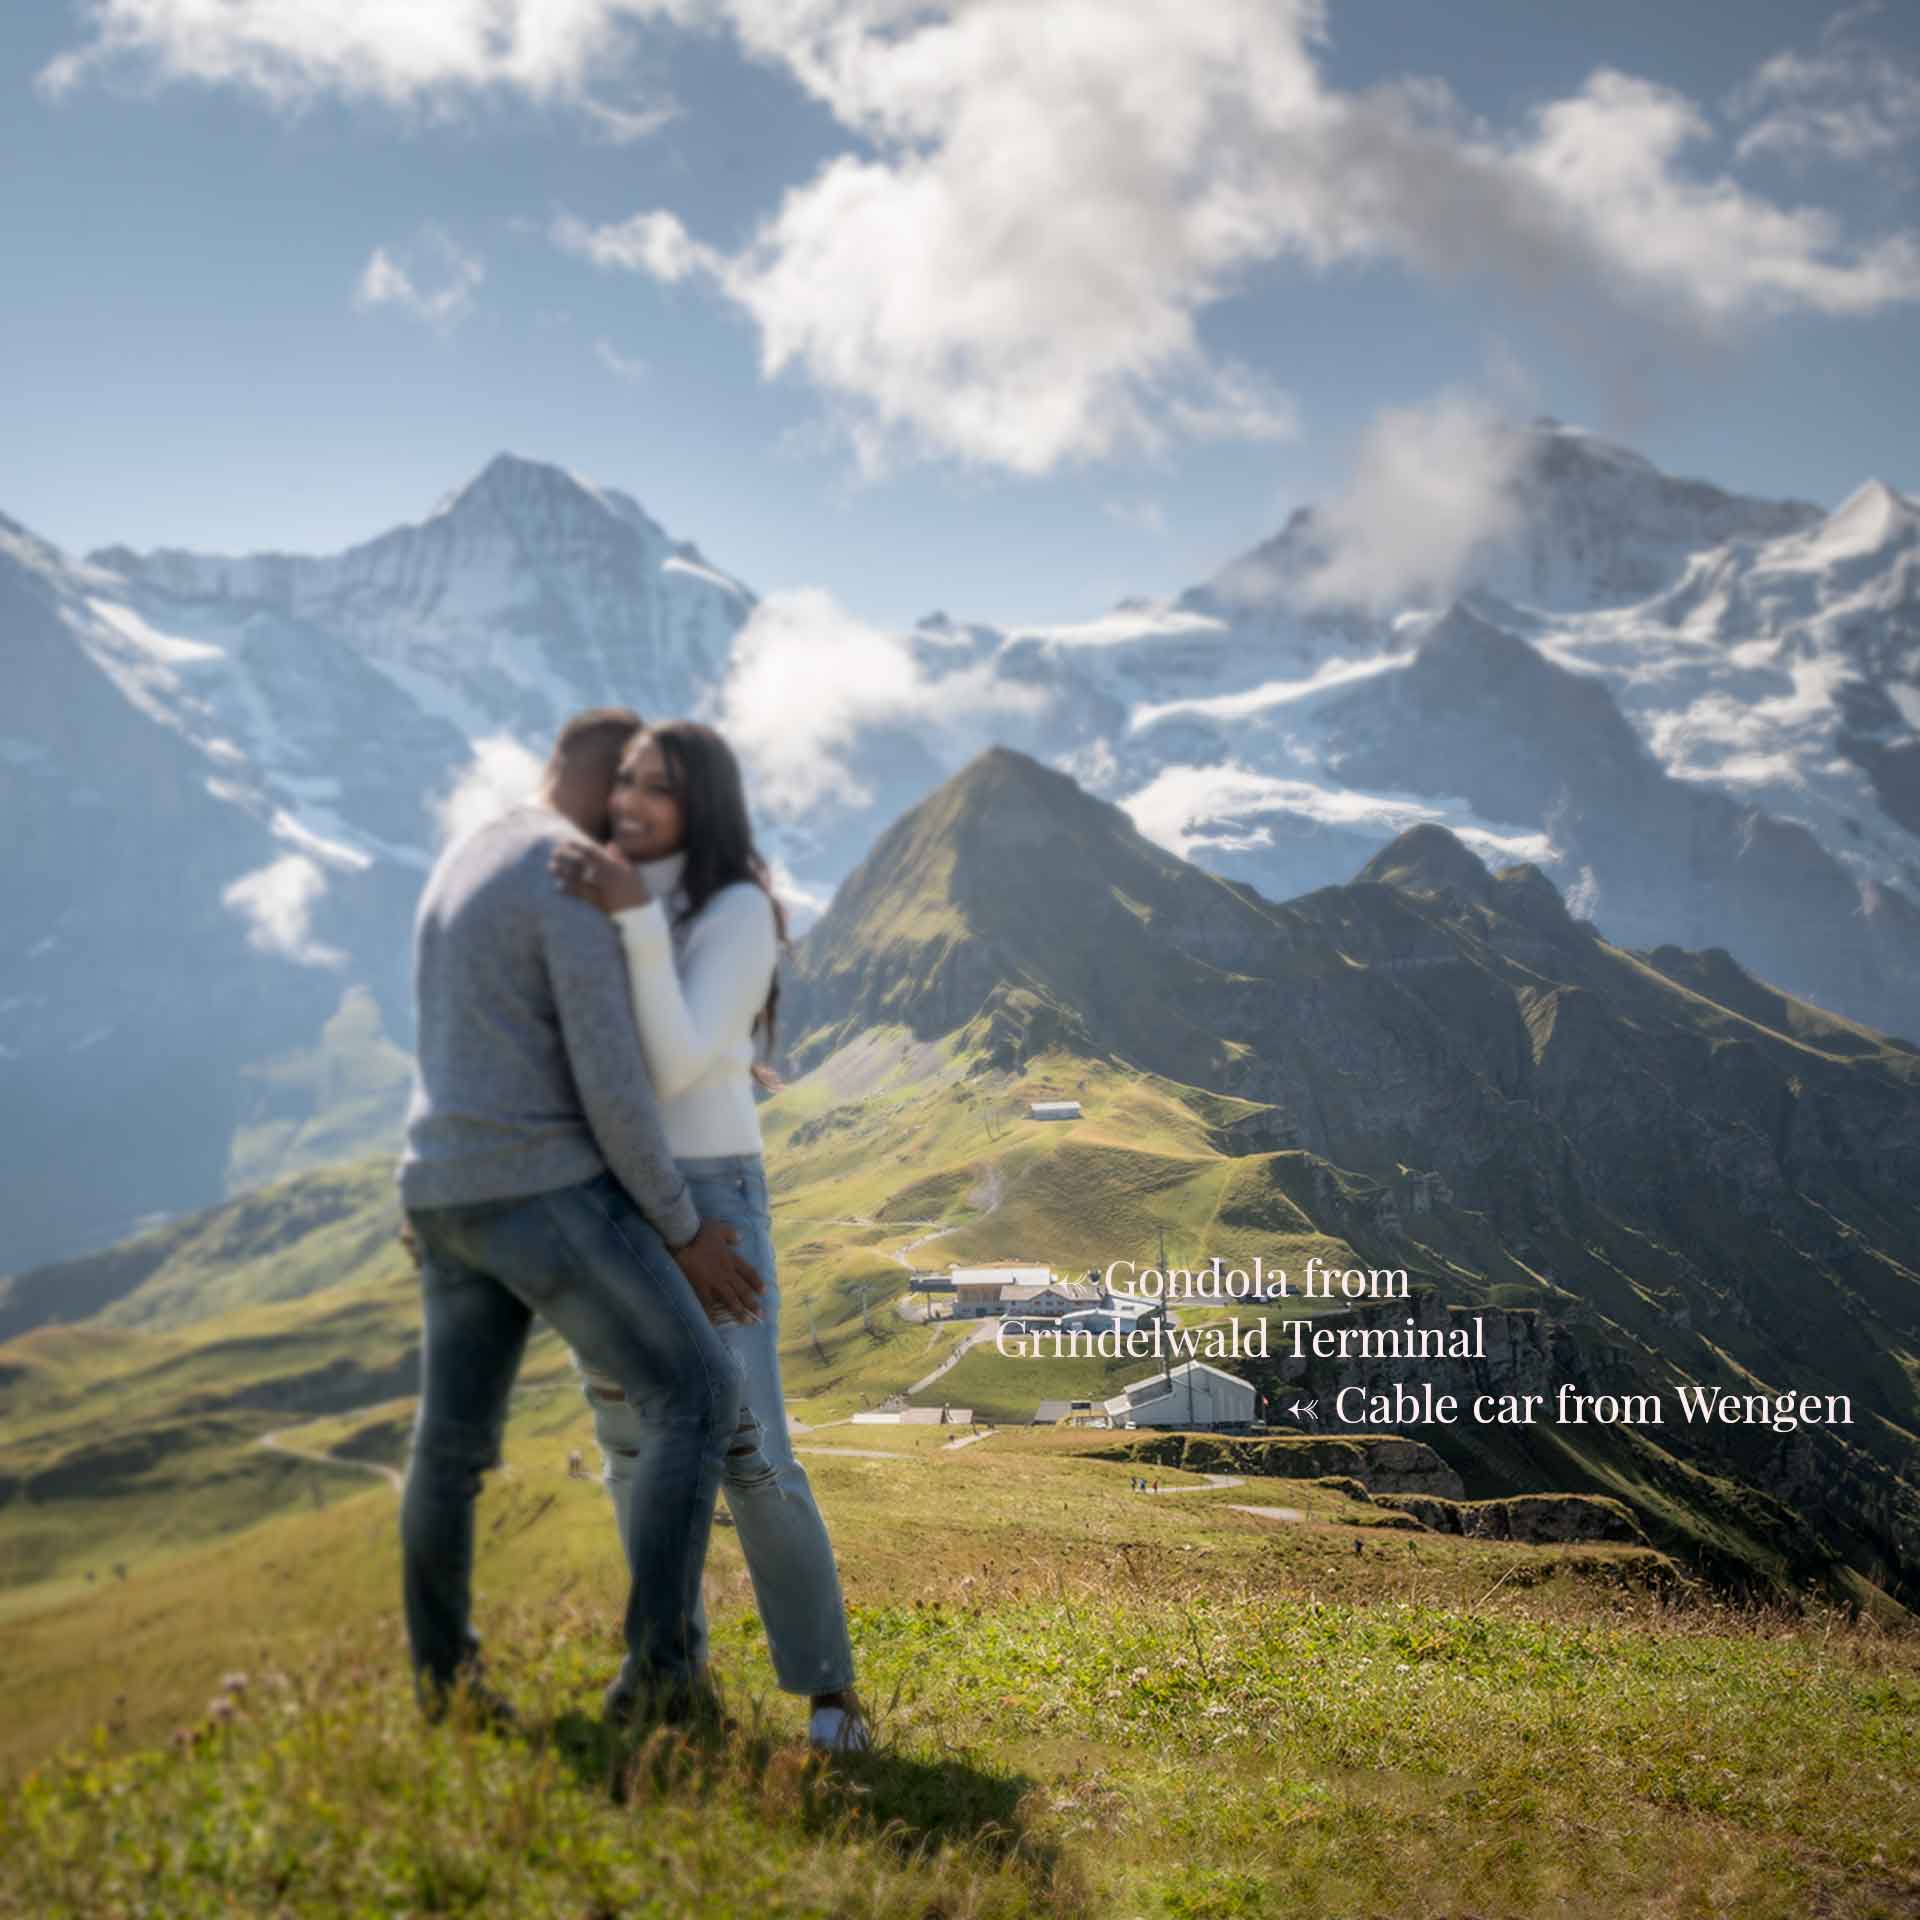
<box><xmin>1001</xmin><ymin>1278</ymin><xmax>1100</xmax><ymax>1318</ymax></box>
<box><xmin>1102</xmin><ymin>1361</ymin><xmax>1259</xmax><ymax>1431</ymax></box>
<box><xmin>1057</xmin><ymin>1297</ymin><xmax>1164</xmax><ymax>1336</ymax></box>
<box><xmin>1028</xmin><ymin>1101</ymin><xmax>1082</xmax><ymax>1121</ymax></box>
<box><xmin>949</xmin><ymin>1263</ymin><xmax>1051</xmax><ymax>1318</ymax></box>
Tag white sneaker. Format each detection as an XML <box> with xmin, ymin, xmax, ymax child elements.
<box><xmin>808</xmin><ymin>1704</ymin><xmax>872</xmax><ymax>1753</ymax></box>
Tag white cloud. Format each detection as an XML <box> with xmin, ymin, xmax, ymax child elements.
<box><xmin>562</xmin><ymin>2</ymin><xmax>1331</xmax><ymax>474</ymax></box>
<box><xmin>594</xmin><ymin>338</ymin><xmax>650</xmax><ymax>382</ymax></box>
<box><xmin>715</xmin><ymin>588</ymin><xmax>1045</xmax><ymax>815</ymax></box>
<box><xmin>1729</xmin><ymin>6</ymin><xmax>1920</xmax><ymax>170</ymax></box>
<box><xmin>581</xmin><ymin>95</ymin><xmax>681</xmax><ymax>144</ymax></box>
<box><xmin>42</xmin><ymin>0</ymin><xmax>1920</xmax><ymax>476</ymax></box>
<box><xmin>432</xmin><ymin>733</ymin><xmax>545</xmax><ymax>846</ymax></box>
<box><xmin>763</xmin><ymin>854</ymin><xmax>832</xmax><ymax>931</ymax></box>
<box><xmin>1564</xmin><ymin>864</ymin><xmax>1601</xmax><ymax>920</ymax></box>
<box><xmin>355</xmin><ymin>232</ymin><xmax>484</xmax><ymax>329</ymax></box>
<box><xmin>1510</xmin><ymin>68</ymin><xmax>1920</xmax><ymax>323</ymax></box>
<box><xmin>38</xmin><ymin>0</ymin><xmax>689</xmax><ymax>123</ymax></box>
<box><xmin>557</xmin><ymin>4</ymin><xmax>1920</xmax><ymax>471</ymax></box>
<box><xmin>222</xmin><ymin>855</ymin><xmax>345</xmax><ymax>968</ymax></box>
<box><xmin>554</xmin><ymin>208</ymin><xmax>717</xmax><ymax>283</ymax></box>
<box><xmin>1293</xmin><ymin>393</ymin><xmax>1529</xmax><ymax>613</ymax></box>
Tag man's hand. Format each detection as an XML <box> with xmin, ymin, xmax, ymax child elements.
<box><xmin>670</xmin><ymin>1218</ymin><xmax>765</xmax><ymax>1324</ymax></box>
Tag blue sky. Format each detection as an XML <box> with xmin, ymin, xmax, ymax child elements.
<box><xmin>4</xmin><ymin>0</ymin><xmax>1917</xmax><ymax>630</ymax></box>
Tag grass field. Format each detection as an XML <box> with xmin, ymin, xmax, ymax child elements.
<box><xmin>4</xmin><ymin>1039</ymin><xmax>1919</xmax><ymax>1914</ymax></box>
<box><xmin>3</xmin><ymin>1386</ymin><xmax>1917</xmax><ymax>1918</ymax></box>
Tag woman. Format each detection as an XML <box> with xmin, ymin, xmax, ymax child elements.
<box><xmin>549</xmin><ymin>720</ymin><xmax>869</xmax><ymax>1754</ymax></box>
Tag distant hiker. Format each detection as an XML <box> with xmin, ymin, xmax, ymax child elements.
<box><xmin>398</xmin><ymin>707</ymin><xmax>763</xmax><ymax>1731</ymax></box>
<box><xmin>551</xmin><ymin>719</ymin><xmax>870</xmax><ymax>1755</ymax></box>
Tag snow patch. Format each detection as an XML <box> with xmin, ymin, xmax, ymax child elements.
<box><xmin>1005</xmin><ymin>606</ymin><xmax>1224</xmax><ymax>649</ymax></box>
<box><xmin>1121</xmin><ymin>762</ymin><xmax>1553</xmax><ymax>866</ymax></box>
<box><xmin>661</xmin><ymin>553</ymin><xmax>748</xmax><ymax>600</ymax></box>
<box><xmin>270</xmin><ymin>808</ymin><xmax>375</xmax><ymax>873</ymax></box>
<box><xmin>1130</xmin><ymin>651</ymin><xmax>1409</xmax><ymax>730</ymax></box>
<box><xmin>86</xmin><ymin>597</ymin><xmax>225</xmax><ymax>665</ymax></box>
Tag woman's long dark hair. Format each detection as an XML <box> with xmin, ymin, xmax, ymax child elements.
<box><xmin>635</xmin><ymin>719</ymin><xmax>790</xmax><ymax>1066</ymax></box>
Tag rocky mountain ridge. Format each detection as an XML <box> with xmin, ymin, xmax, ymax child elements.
<box><xmin>5</xmin><ymin>424</ymin><xmax>1918</xmax><ymax>1270</ymax></box>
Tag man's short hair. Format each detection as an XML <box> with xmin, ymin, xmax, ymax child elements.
<box><xmin>547</xmin><ymin>707</ymin><xmax>643</xmax><ymax>782</ymax></box>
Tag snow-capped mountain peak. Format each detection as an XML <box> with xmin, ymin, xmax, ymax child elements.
<box><xmin>424</xmin><ymin>450</ymin><xmax>670</xmax><ymax>547</ymax></box>
<box><xmin>1193</xmin><ymin>418</ymin><xmax>1824</xmax><ymax>622</ymax></box>
<box><xmin>1769</xmin><ymin>478</ymin><xmax>1918</xmax><ymax>571</ymax></box>
<box><xmin>54</xmin><ymin>454</ymin><xmax>760</xmax><ymax>895</ymax></box>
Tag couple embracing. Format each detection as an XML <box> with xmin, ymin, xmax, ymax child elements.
<box><xmin>396</xmin><ymin>708</ymin><xmax>867</xmax><ymax>1752</ymax></box>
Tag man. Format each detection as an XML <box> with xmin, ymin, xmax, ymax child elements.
<box><xmin>397</xmin><ymin>706</ymin><xmax>763</xmax><ymax>1728</ymax></box>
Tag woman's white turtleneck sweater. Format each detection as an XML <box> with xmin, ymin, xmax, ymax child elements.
<box><xmin>610</xmin><ymin>850</ymin><xmax>776</xmax><ymax>1158</ymax></box>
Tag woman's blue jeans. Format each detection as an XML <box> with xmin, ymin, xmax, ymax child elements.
<box><xmin>576</xmin><ymin>1153</ymin><xmax>857</xmax><ymax>1696</ymax></box>
<box><xmin>401</xmin><ymin>1170</ymin><xmax>741</xmax><ymax>1710</ymax></box>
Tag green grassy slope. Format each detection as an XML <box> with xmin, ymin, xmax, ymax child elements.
<box><xmin>3</xmin><ymin>1385</ymin><xmax>1917</xmax><ymax>1919</ymax></box>
<box><xmin>4</xmin><ymin>1024</ymin><xmax>1914</xmax><ymax>1618</ymax></box>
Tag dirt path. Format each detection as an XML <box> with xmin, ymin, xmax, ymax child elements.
<box><xmin>887</xmin><ymin>1164</ymin><xmax>1004</xmax><ymax>1307</ymax></box>
<box><xmin>1139</xmin><ymin>1471</ymin><xmax>1247</xmax><ymax>1493</ymax></box>
<box><xmin>906</xmin><ymin>1320</ymin><xmax>999</xmax><ymax>1395</ymax></box>
<box><xmin>1227</xmin><ymin>1502</ymin><xmax>1306</xmax><ymax>1523</ymax></box>
<box><xmin>793</xmin><ymin>1445</ymin><xmax>919</xmax><ymax>1463</ymax></box>
<box><xmin>256</xmin><ymin>1428</ymin><xmax>404</xmax><ymax>1495</ymax></box>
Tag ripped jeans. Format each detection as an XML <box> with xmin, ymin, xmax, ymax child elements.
<box><xmin>576</xmin><ymin>1153</ymin><xmax>856</xmax><ymax>1696</ymax></box>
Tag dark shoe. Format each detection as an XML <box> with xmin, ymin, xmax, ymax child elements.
<box><xmin>603</xmin><ymin>1675</ymin><xmax>733</xmax><ymax>1738</ymax></box>
<box><xmin>419</xmin><ymin>1665</ymin><xmax>518</xmax><ymax>1732</ymax></box>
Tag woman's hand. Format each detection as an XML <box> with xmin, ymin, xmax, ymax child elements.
<box><xmin>550</xmin><ymin>840</ymin><xmax>652</xmax><ymax>915</ymax></box>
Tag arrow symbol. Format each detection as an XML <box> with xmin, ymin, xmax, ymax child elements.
<box><xmin>1288</xmin><ymin>1398</ymin><xmax>1320</xmax><ymax>1422</ymax></box>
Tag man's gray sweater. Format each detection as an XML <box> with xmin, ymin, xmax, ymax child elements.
<box><xmin>397</xmin><ymin>802</ymin><xmax>700</xmax><ymax>1248</ymax></box>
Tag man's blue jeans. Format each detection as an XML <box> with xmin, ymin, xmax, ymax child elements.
<box><xmin>400</xmin><ymin>1170</ymin><xmax>742</xmax><ymax>1708</ymax></box>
